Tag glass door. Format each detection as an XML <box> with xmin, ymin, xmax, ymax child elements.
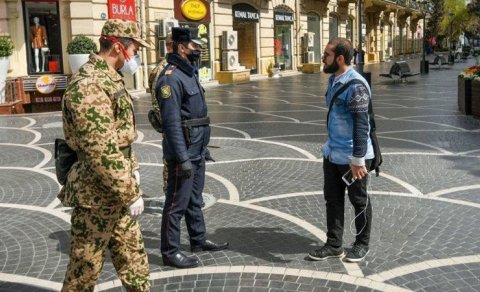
<box><xmin>274</xmin><ymin>24</ymin><xmax>292</xmax><ymax>70</ymax></box>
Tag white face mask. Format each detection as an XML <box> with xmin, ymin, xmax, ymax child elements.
<box><xmin>120</xmin><ymin>54</ymin><xmax>141</xmax><ymax>75</ymax></box>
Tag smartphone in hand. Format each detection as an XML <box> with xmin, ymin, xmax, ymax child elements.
<box><xmin>342</xmin><ymin>169</ymin><xmax>356</xmax><ymax>186</ymax></box>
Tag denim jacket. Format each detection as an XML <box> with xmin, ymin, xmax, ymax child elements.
<box><xmin>321</xmin><ymin>67</ymin><xmax>375</xmax><ymax>165</ymax></box>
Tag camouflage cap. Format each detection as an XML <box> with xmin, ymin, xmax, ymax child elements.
<box><xmin>101</xmin><ymin>19</ymin><xmax>151</xmax><ymax>48</ymax></box>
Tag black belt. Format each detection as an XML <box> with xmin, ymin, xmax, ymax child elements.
<box><xmin>77</xmin><ymin>146</ymin><xmax>132</xmax><ymax>161</ymax></box>
<box><xmin>182</xmin><ymin>117</ymin><xmax>210</xmax><ymax>128</ymax></box>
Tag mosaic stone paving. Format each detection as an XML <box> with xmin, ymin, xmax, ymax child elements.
<box><xmin>1</xmin><ymin>57</ymin><xmax>480</xmax><ymax>291</ymax></box>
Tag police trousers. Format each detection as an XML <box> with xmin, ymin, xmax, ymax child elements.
<box><xmin>62</xmin><ymin>207</ymin><xmax>150</xmax><ymax>292</ymax></box>
<box><xmin>161</xmin><ymin>158</ymin><xmax>206</xmax><ymax>257</ymax></box>
<box><xmin>323</xmin><ymin>158</ymin><xmax>372</xmax><ymax>248</ymax></box>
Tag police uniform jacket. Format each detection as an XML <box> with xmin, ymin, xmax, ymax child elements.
<box><xmin>156</xmin><ymin>53</ymin><xmax>210</xmax><ymax>163</ymax></box>
<box><xmin>59</xmin><ymin>53</ymin><xmax>142</xmax><ymax>208</ymax></box>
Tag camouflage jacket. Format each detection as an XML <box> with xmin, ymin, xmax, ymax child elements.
<box><xmin>148</xmin><ymin>57</ymin><xmax>168</xmax><ymax>116</ymax></box>
<box><xmin>59</xmin><ymin>53</ymin><xmax>141</xmax><ymax>208</ymax></box>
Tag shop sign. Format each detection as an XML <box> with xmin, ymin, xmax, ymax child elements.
<box><xmin>35</xmin><ymin>75</ymin><xmax>56</xmax><ymax>94</ymax></box>
<box><xmin>233</xmin><ymin>3</ymin><xmax>259</xmax><ymax>22</ymax></box>
<box><xmin>108</xmin><ymin>0</ymin><xmax>136</xmax><ymax>21</ymax></box>
<box><xmin>174</xmin><ymin>0</ymin><xmax>210</xmax><ymax>23</ymax></box>
<box><xmin>181</xmin><ymin>0</ymin><xmax>208</xmax><ymax>21</ymax></box>
<box><xmin>274</xmin><ymin>11</ymin><xmax>294</xmax><ymax>23</ymax></box>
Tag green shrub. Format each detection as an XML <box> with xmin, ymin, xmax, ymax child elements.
<box><xmin>66</xmin><ymin>35</ymin><xmax>97</xmax><ymax>54</ymax></box>
<box><xmin>0</xmin><ymin>36</ymin><xmax>14</xmax><ymax>57</ymax></box>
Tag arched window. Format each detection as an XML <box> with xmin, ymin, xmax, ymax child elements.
<box><xmin>346</xmin><ymin>17</ymin><xmax>353</xmax><ymax>41</ymax></box>
<box><xmin>329</xmin><ymin>15</ymin><xmax>339</xmax><ymax>39</ymax></box>
<box><xmin>307</xmin><ymin>13</ymin><xmax>321</xmax><ymax>62</ymax></box>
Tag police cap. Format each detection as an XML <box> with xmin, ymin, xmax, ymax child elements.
<box><xmin>171</xmin><ymin>27</ymin><xmax>204</xmax><ymax>45</ymax></box>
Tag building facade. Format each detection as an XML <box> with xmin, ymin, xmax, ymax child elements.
<box><xmin>0</xmin><ymin>0</ymin><xmax>424</xmax><ymax>91</ymax></box>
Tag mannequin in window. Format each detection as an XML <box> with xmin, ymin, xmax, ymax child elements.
<box><xmin>30</xmin><ymin>17</ymin><xmax>48</xmax><ymax>72</ymax></box>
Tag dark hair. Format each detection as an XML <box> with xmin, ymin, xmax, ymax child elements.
<box><xmin>99</xmin><ymin>36</ymin><xmax>134</xmax><ymax>52</ymax></box>
<box><xmin>328</xmin><ymin>38</ymin><xmax>354</xmax><ymax>65</ymax></box>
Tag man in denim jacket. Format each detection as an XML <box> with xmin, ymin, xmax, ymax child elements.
<box><xmin>309</xmin><ymin>38</ymin><xmax>374</xmax><ymax>263</ymax></box>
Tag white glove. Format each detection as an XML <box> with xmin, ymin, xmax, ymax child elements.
<box><xmin>133</xmin><ymin>170</ymin><xmax>140</xmax><ymax>185</ymax></box>
<box><xmin>129</xmin><ymin>196</ymin><xmax>144</xmax><ymax>218</ymax></box>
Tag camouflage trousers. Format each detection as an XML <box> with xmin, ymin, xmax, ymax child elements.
<box><xmin>62</xmin><ymin>206</ymin><xmax>150</xmax><ymax>292</ymax></box>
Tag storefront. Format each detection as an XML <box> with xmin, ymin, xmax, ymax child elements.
<box><xmin>273</xmin><ymin>7</ymin><xmax>294</xmax><ymax>71</ymax></box>
<box><xmin>23</xmin><ymin>1</ymin><xmax>63</xmax><ymax>75</ymax></box>
<box><xmin>0</xmin><ymin>0</ymin><xmax>67</xmax><ymax>114</ymax></box>
<box><xmin>174</xmin><ymin>0</ymin><xmax>212</xmax><ymax>82</ymax></box>
<box><xmin>232</xmin><ymin>3</ymin><xmax>259</xmax><ymax>74</ymax></box>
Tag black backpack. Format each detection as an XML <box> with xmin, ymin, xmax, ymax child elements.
<box><xmin>326</xmin><ymin>79</ymin><xmax>383</xmax><ymax>176</ymax></box>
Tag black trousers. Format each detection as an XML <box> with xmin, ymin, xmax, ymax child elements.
<box><xmin>323</xmin><ymin>158</ymin><xmax>372</xmax><ymax>248</ymax></box>
<box><xmin>161</xmin><ymin>158</ymin><xmax>206</xmax><ymax>257</ymax></box>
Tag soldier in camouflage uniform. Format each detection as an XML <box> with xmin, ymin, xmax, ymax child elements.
<box><xmin>59</xmin><ymin>19</ymin><xmax>151</xmax><ymax>291</ymax></box>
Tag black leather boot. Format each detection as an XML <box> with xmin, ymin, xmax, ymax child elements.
<box><xmin>191</xmin><ymin>240</ymin><xmax>229</xmax><ymax>252</ymax></box>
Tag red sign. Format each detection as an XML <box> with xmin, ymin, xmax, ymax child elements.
<box><xmin>108</xmin><ymin>0</ymin><xmax>136</xmax><ymax>21</ymax></box>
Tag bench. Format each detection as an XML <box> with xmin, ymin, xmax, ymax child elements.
<box><xmin>455</xmin><ymin>51</ymin><xmax>470</xmax><ymax>62</ymax></box>
<box><xmin>429</xmin><ymin>55</ymin><xmax>447</xmax><ymax>68</ymax></box>
<box><xmin>379</xmin><ymin>61</ymin><xmax>420</xmax><ymax>82</ymax></box>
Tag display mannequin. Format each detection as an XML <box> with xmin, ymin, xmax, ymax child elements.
<box><xmin>30</xmin><ymin>17</ymin><xmax>48</xmax><ymax>72</ymax></box>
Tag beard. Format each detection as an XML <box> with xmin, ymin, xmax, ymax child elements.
<box><xmin>323</xmin><ymin>60</ymin><xmax>339</xmax><ymax>73</ymax></box>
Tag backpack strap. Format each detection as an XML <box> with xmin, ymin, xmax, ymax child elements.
<box><xmin>326</xmin><ymin>79</ymin><xmax>367</xmax><ymax>128</ymax></box>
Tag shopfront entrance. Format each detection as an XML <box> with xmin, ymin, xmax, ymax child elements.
<box><xmin>274</xmin><ymin>8</ymin><xmax>294</xmax><ymax>71</ymax></box>
<box><xmin>232</xmin><ymin>3</ymin><xmax>258</xmax><ymax>74</ymax></box>
<box><xmin>22</xmin><ymin>0</ymin><xmax>63</xmax><ymax>75</ymax></box>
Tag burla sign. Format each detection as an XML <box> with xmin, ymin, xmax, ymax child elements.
<box><xmin>108</xmin><ymin>0</ymin><xmax>136</xmax><ymax>21</ymax></box>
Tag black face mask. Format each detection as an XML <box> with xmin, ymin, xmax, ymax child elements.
<box><xmin>187</xmin><ymin>49</ymin><xmax>201</xmax><ymax>63</ymax></box>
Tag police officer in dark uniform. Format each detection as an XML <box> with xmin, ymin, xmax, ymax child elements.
<box><xmin>156</xmin><ymin>27</ymin><xmax>229</xmax><ymax>269</ymax></box>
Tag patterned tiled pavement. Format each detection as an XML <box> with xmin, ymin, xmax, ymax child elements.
<box><xmin>1</xmin><ymin>56</ymin><xmax>480</xmax><ymax>291</ymax></box>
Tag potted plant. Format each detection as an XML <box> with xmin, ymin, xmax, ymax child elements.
<box><xmin>459</xmin><ymin>65</ymin><xmax>480</xmax><ymax>116</ymax></box>
<box><xmin>0</xmin><ymin>36</ymin><xmax>14</xmax><ymax>104</ymax></box>
<box><xmin>66</xmin><ymin>34</ymin><xmax>97</xmax><ymax>73</ymax></box>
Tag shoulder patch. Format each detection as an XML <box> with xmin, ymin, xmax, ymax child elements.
<box><xmin>165</xmin><ymin>66</ymin><xmax>176</xmax><ymax>75</ymax></box>
<box><xmin>161</xmin><ymin>85</ymin><xmax>171</xmax><ymax>99</ymax></box>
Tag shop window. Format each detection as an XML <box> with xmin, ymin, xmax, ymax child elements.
<box><xmin>274</xmin><ymin>8</ymin><xmax>294</xmax><ymax>70</ymax></box>
<box><xmin>179</xmin><ymin>22</ymin><xmax>211</xmax><ymax>82</ymax></box>
<box><xmin>23</xmin><ymin>1</ymin><xmax>63</xmax><ymax>75</ymax></box>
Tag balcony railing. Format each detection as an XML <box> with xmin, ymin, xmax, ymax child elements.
<box><xmin>380</xmin><ymin>0</ymin><xmax>421</xmax><ymax>10</ymax></box>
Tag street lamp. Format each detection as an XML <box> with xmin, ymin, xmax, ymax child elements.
<box><xmin>418</xmin><ymin>0</ymin><xmax>429</xmax><ymax>74</ymax></box>
<box><xmin>449</xmin><ymin>12</ymin><xmax>455</xmax><ymax>64</ymax></box>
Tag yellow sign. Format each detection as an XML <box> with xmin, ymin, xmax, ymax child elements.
<box><xmin>181</xmin><ymin>0</ymin><xmax>207</xmax><ymax>21</ymax></box>
<box><xmin>35</xmin><ymin>75</ymin><xmax>57</xmax><ymax>94</ymax></box>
